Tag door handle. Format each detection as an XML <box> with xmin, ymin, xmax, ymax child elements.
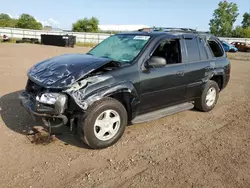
<box><xmin>176</xmin><ymin>71</ymin><xmax>185</xmax><ymax>76</ymax></box>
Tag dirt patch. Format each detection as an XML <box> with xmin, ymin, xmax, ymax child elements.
<box><xmin>227</xmin><ymin>51</ymin><xmax>250</xmax><ymax>61</ymax></box>
<box><xmin>0</xmin><ymin>44</ymin><xmax>250</xmax><ymax>188</ymax></box>
<box><xmin>24</xmin><ymin>126</ymin><xmax>58</xmax><ymax>145</ymax></box>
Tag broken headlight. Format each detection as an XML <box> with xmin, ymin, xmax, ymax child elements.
<box><xmin>36</xmin><ymin>93</ymin><xmax>68</xmax><ymax>114</ymax></box>
<box><xmin>36</xmin><ymin>93</ymin><xmax>67</xmax><ymax>105</ymax></box>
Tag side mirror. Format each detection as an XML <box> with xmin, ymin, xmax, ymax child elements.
<box><xmin>146</xmin><ymin>56</ymin><xmax>166</xmax><ymax>68</ymax></box>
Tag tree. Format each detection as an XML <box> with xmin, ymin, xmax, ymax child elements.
<box><xmin>72</xmin><ymin>17</ymin><xmax>99</xmax><ymax>32</ymax></box>
<box><xmin>0</xmin><ymin>13</ymin><xmax>11</xmax><ymax>20</ymax></box>
<box><xmin>242</xmin><ymin>12</ymin><xmax>250</xmax><ymax>28</ymax></box>
<box><xmin>232</xmin><ymin>26</ymin><xmax>250</xmax><ymax>38</ymax></box>
<box><xmin>16</xmin><ymin>14</ymin><xmax>42</xmax><ymax>30</ymax></box>
<box><xmin>209</xmin><ymin>1</ymin><xmax>239</xmax><ymax>37</ymax></box>
<box><xmin>241</xmin><ymin>27</ymin><xmax>250</xmax><ymax>38</ymax></box>
<box><xmin>232</xmin><ymin>26</ymin><xmax>244</xmax><ymax>37</ymax></box>
<box><xmin>43</xmin><ymin>25</ymin><xmax>52</xmax><ymax>30</ymax></box>
<box><xmin>0</xmin><ymin>13</ymin><xmax>17</xmax><ymax>27</ymax></box>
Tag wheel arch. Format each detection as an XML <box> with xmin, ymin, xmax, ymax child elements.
<box><xmin>210</xmin><ymin>75</ymin><xmax>223</xmax><ymax>90</ymax></box>
<box><xmin>108</xmin><ymin>92</ymin><xmax>134</xmax><ymax>122</ymax></box>
<box><xmin>207</xmin><ymin>68</ymin><xmax>226</xmax><ymax>91</ymax></box>
<box><xmin>80</xmin><ymin>81</ymin><xmax>140</xmax><ymax>122</ymax></box>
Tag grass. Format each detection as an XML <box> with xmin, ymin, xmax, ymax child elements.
<box><xmin>75</xmin><ymin>42</ymin><xmax>97</xmax><ymax>47</ymax></box>
<box><xmin>0</xmin><ymin>38</ymin><xmax>18</xmax><ymax>43</ymax></box>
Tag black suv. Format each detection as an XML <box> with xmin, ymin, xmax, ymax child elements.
<box><xmin>20</xmin><ymin>28</ymin><xmax>230</xmax><ymax>149</ymax></box>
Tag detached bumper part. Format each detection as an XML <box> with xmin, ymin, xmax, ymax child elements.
<box><xmin>19</xmin><ymin>92</ymin><xmax>68</xmax><ymax>127</ymax></box>
<box><xmin>19</xmin><ymin>92</ymin><xmax>38</xmax><ymax>120</ymax></box>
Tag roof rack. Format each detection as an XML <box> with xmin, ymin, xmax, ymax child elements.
<box><xmin>138</xmin><ymin>27</ymin><xmax>210</xmax><ymax>34</ymax></box>
<box><xmin>155</xmin><ymin>27</ymin><xmax>197</xmax><ymax>32</ymax></box>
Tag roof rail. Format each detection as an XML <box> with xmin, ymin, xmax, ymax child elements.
<box><xmin>138</xmin><ymin>27</ymin><xmax>210</xmax><ymax>34</ymax></box>
<box><xmin>156</xmin><ymin>27</ymin><xmax>197</xmax><ymax>32</ymax></box>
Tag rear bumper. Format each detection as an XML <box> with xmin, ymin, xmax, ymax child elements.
<box><xmin>222</xmin><ymin>74</ymin><xmax>230</xmax><ymax>90</ymax></box>
<box><xmin>19</xmin><ymin>92</ymin><xmax>68</xmax><ymax>127</ymax></box>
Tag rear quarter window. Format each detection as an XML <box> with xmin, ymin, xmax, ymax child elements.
<box><xmin>208</xmin><ymin>40</ymin><xmax>224</xmax><ymax>57</ymax></box>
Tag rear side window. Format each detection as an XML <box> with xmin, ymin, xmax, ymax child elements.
<box><xmin>198</xmin><ymin>38</ymin><xmax>209</xmax><ymax>60</ymax></box>
<box><xmin>185</xmin><ymin>38</ymin><xmax>200</xmax><ymax>62</ymax></box>
<box><xmin>208</xmin><ymin>40</ymin><xmax>224</xmax><ymax>57</ymax></box>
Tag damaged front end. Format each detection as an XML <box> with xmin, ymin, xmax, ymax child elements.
<box><xmin>64</xmin><ymin>75</ymin><xmax>114</xmax><ymax>110</ymax></box>
<box><xmin>19</xmin><ymin>53</ymin><xmax>121</xmax><ymax>129</ymax></box>
<box><xmin>19</xmin><ymin>79</ymin><xmax>69</xmax><ymax>128</ymax></box>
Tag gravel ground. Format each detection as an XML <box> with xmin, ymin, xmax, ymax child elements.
<box><xmin>227</xmin><ymin>52</ymin><xmax>250</xmax><ymax>61</ymax></box>
<box><xmin>0</xmin><ymin>43</ymin><xmax>250</xmax><ymax>188</ymax></box>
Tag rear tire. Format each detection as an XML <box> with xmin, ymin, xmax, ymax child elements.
<box><xmin>77</xmin><ymin>97</ymin><xmax>127</xmax><ymax>149</ymax></box>
<box><xmin>195</xmin><ymin>80</ymin><xmax>219</xmax><ymax>112</ymax></box>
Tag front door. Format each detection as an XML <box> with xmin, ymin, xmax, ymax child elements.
<box><xmin>138</xmin><ymin>39</ymin><xmax>187</xmax><ymax>114</ymax></box>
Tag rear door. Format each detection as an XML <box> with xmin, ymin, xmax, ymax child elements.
<box><xmin>183</xmin><ymin>35</ymin><xmax>210</xmax><ymax>99</ymax></box>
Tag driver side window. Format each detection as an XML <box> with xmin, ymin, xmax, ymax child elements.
<box><xmin>152</xmin><ymin>39</ymin><xmax>182</xmax><ymax>65</ymax></box>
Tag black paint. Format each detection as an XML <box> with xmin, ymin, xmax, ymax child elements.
<box><xmin>21</xmin><ymin>31</ymin><xmax>231</xmax><ymax>126</ymax></box>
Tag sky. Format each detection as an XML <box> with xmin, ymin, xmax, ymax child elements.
<box><xmin>1</xmin><ymin>0</ymin><xmax>249</xmax><ymax>31</ymax></box>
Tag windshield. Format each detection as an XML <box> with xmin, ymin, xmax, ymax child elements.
<box><xmin>88</xmin><ymin>34</ymin><xmax>150</xmax><ymax>63</ymax></box>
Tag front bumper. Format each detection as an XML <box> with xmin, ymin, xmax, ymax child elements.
<box><xmin>19</xmin><ymin>92</ymin><xmax>68</xmax><ymax>127</ymax></box>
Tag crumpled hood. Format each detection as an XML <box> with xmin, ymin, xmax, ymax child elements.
<box><xmin>28</xmin><ymin>54</ymin><xmax>112</xmax><ymax>88</ymax></box>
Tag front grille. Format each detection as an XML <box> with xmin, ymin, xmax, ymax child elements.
<box><xmin>25</xmin><ymin>79</ymin><xmax>44</xmax><ymax>96</ymax></box>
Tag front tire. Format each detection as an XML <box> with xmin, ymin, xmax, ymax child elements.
<box><xmin>77</xmin><ymin>97</ymin><xmax>127</xmax><ymax>149</ymax></box>
<box><xmin>195</xmin><ymin>80</ymin><xmax>220</xmax><ymax>112</ymax></box>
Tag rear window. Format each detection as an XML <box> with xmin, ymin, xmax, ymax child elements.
<box><xmin>208</xmin><ymin>40</ymin><xmax>224</xmax><ymax>57</ymax></box>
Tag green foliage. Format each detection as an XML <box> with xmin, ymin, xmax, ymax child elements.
<box><xmin>0</xmin><ymin>13</ymin><xmax>42</xmax><ymax>30</ymax></box>
<box><xmin>242</xmin><ymin>12</ymin><xmax>250</xmax><ymax>28</ymax></box>
<box><xmin>43</xmin><ymin>25</ymin><xmax>52</xmax><ymax>30</ymax></box>
<box><xmin>0</xmin><ymin>13</ymin><xmax>17</xmax><ymax>27</ymax></box>
<box><xmin>0</xmin><ymin>13</ymin><xmax>11</xmax><ymax>20</ymax></box>
<box><xmin>241</xmin><ymin>27</ymin><xmax>250</xmax><ymax>38</ymax></box>
<box><xmin>72</xmin><ymin>17</ymin><xmax>99</xmax><ymax>32</ymax></box>
<box><xmin>209</xmin><ymin>1</ymin><xmax>239</xmax><ymax>37</ymax></box>
<box><xmin>16</xmin><ymin>14</ymin><xmax>42</xmax><ymax>30</ymax></box>
<box><xmin>233</xmin><ymin>26</ymin><xmax>244</xmax><ymax>37</ymax></box>
<box><xmin>232</xmin><ymin>26</ymin><xmax>250</xmax><ymax>38</ymax></box>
